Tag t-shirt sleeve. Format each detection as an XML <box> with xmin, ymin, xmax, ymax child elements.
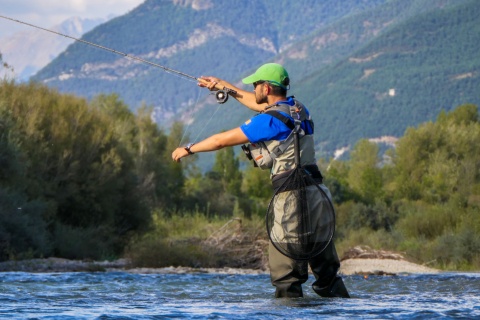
<box><xmin>240</xmin><ymin>113</ymin><xmax>292</xmax><ymax>143</ymax></box>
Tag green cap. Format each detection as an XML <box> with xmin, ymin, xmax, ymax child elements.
<box><xmin>242</xmin><ymin>63</ymin><xmax>289</xmax><ymax>89</ymax></box>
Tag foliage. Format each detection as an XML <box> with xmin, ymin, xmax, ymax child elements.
<box><xmin>347</xmin><ymin>139</ymin><xmax>384</xmax><ymax>204</ymax></box>
<box><xmin>0</xmin><ymin>81</ymin><xmax>172</xmax><ymax>260</ymax></box>
<box><xmin>126</xmin><ymin>210</ymin><xmax>266</xmax><ymax>269</ymax></box>
<box><xmin>331</xmin><ymin>103</ymin><xmax>480</xmax><ymax>270</ymax></box>
<box><xmin>30</xmin><ymin>0</ymin><xmax>480</xmax><ymax>163</ymax></box>
<box><xmin>1</xmin><ymin>78</ymin><xmax>479</xmax><ymax>271</ymax></box>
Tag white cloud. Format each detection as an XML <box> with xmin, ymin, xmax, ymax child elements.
<box><xmin>0</xmin><ymin>0</ymin><xmax>145</xmax><ymax>38</ymax></box>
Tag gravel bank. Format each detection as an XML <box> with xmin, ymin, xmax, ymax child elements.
<box><xmin>0</xmin><ymin>257</ymin><xmax>439</xmax><ymax>275</ymax></box>
<box><xmin>339</xmin><ymin>258</ymin><xmax>439</xmax><ymax>275</ymax></box>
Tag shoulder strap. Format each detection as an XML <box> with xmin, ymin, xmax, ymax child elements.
<box><xmin>262</xmin><ymin>99</ymin><xmax>313</xmax><ymax>160</ymax></box>
<box><xmin>264</xmin><ymin>110</ymin><xmax>295</xmax><ymax>130</ymax></box>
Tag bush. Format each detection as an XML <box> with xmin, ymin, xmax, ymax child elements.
<box><xmin>336</xmin><ymin>227</ymin><xmax>398</xmax><ymax>258</ymax></box>
<box><xmin>432</xmin><ymin>211</ymin><xmax>480</xmax><ymax>270</ymax></box>
<box><xmin>126</xmin><ymin>211</ymin><xmax>267</xmax><ymax>269</ymax></box>
<box><xmin>336</xmin><ymin>200</ymin><xmax>398</xmax><ymax>233</ymax></box>
<box><xmin>53</xmin><ymin>223</ymin><xmax>118</xmax><ymax>260</ymax></box>
<box><xmin>126</xmin><ymin>236</ymin><xmax>229</xmax><ymax>268</ymax></box>
<box><xmin>395</xmin><ymin>201</ymin><xmax>457</xmax><ymax>240</ymax></box>
<box><xmin>0</xmin><ymin>188</ymin><xmax>51</xmax><ymax>261</ymax></box>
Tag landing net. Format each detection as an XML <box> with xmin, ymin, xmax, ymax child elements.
<box><xmin>266</xmin><ymin>167</ymin><xmax>335</xmax><ymax>260</ymax></box>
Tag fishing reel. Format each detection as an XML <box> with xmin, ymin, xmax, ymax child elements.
<box><xmin>215</xmin><ymin>87</ymin><xmax>237</xmax><ymax>104</ymax></box>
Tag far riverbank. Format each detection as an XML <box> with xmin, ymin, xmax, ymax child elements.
<box><xmin>0</xmin><ymin>246</ymin><xmax>441</xmax><ymax>275</ymax></box>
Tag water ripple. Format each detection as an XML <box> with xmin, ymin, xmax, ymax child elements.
<box><xmin>0</xmin><ymin>272</ymin><xmax>479</xmax><ymax>319</ymax></box>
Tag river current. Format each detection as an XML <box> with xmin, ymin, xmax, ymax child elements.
<box><xmin>0</xmin><ymin>271</ymin><xmax>479</xmax><ymax>319</ymax></box>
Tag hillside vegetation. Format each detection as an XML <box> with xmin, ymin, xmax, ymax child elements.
<box><xmin>28</xmin><ymin>0</ymin><xmax>479</xmax><ymax>165</ymax></box>
<box><xmin>294</xmin><ymin>0</ymin><xmax>480</xmax><ymax>151</ymax></box>
<box><xmin>34</xmin><ymin>0</ymin><xmax>388</xmax><ymax>124</ymax></box>
<box><xmin>0</xmin><ymin>79</ymin><xmax>478</xmax><ymax>270</ymax></box>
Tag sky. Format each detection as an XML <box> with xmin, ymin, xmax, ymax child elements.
<box><xmin>0</xmin><ymin>0</ymin><xmax>145</xmax><ymax>38</ymax></box>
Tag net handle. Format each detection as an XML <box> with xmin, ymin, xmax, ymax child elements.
<box><xmin>293</xmin><ymin>127</ymin><xmax>301</xmax><ymax>166</ymax></box>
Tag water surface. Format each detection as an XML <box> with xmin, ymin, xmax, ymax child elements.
<box><xmin>0</xmin><ymin>271</ymin><xmax>479</xmax><ymax>319</ymax></box>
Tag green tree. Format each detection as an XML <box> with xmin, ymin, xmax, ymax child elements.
<box><xmin>0</xmin><ymin>53</ymin><xmax>14</xmax><ymax>76</ymax></box>
<box><xmin>347</xmin><ymin>139</ymin><xmax>384</xmax><ymax>204</ymax></box>
<box><xmin>0</xmin><ymin>83</ymin><xmax>154</xmax><ymax>259</ymax></box>
<box><xmin>394</xmin><ymin>104</ymin><xmax>480</xmax><ymax>204</ymax></box>
<box><xmin>165</xmin><ymin>121</ymin><xmax>189</xmax><ymax>211</ymax></box>
<box><xmin>239</xmin><ymin>159</ymin><xmax>271</xmax><ymax>218</ymax></box>
<box><xmin>322</xmin><ymin>158</ymin><xmax>355</xmax><ymax>204</ymax></box>
<box><xmin>212</xmin><ymin>147</ymin><xmax>242</xmax><ymax>196</ymax></box>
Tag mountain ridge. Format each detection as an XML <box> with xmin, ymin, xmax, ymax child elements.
<box><xmin>0</xmin><ymin>16</ymin><xmax>105</xmax><ymax>81</ymax></box>
<box><xmin>26</xmin><ymin>0</ymin><xmax>480</xmax><ymax>165</ymax></box>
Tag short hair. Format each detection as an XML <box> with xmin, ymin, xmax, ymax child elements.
<box><xmin>268</xmin><ymin>77</ymin><xmax>289</xmax><ymax>96</ymax></box>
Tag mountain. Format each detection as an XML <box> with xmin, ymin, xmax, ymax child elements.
<box><xmin>293</xmin><ymin>0</ymin><xmax>480</xmax><ymax>152</ymax></box>
<box><xmin>33</xmin><ymin>0</ymin><xmax>389</xmax><ymax>120</ymax></box>
<box><xmin>30</xmin><ymin>0</ymin><xmax>480</xmax><ymax>166</ymax></box>
<box><xmin>0</xmin><ymin>17</ymin><xmax>105</xmax><ymax>81</ymax></box>
<box><xmin>174</xmin><ymin>0</ymin><xmax>479</xmax><ymax>158</ymax></box>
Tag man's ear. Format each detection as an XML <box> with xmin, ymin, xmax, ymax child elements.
<box><xmin>265</xmin><ymin>83</ymin><xmax>271</xmax><ymax>94</ymax></box>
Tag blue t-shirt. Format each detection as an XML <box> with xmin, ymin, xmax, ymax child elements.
<box><xmin>240</xmin><ymin>97</ymin><xmax>311</xmax><ymax>143</ymax></box>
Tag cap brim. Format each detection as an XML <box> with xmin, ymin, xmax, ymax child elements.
<box><xmin>242</xmin><ymin>73</ymin><xmax>261</xmax><ymax>84</ymax></box>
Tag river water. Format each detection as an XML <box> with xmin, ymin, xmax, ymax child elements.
<box><xmin>0</xmin><ymin>271</ymin><xmax>479</xmax><ymax>319</ymax></box>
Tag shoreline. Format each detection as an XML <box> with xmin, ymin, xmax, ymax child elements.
<box><xmin>339</xmin><ymin>258</ymin><xmax>439</xmax><ymax>275</ymax></box>
<box><xmin>0</xmin><ymin>257</ymin><xmax>441</xmax><ymax>275</ymax></box>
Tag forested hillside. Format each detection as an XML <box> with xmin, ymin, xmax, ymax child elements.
<box><xmin>33</xmin><ymin>0</ymin><xmax>389</xmax><ymax>121</ymax></box>
<box><xmin>30</xmin><ymin>0</ymin><xmax>478</xmax><ymax>164</ymax></box>
<box><xmin>293</xmin><ymin>0</ymin><xmax>480</xmax><ymax>152</ymax></box>
<box><xmin>190</xmin><ymin>0</ymin><xmax>480</xmax><ymax>159</ymax></box>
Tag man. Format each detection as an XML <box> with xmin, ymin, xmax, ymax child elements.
<box><xmin>172</xmin><ymin>63</ymin><xmax>349</xmax><ymax>298</ymax></box>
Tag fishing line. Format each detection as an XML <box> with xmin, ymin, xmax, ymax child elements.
<box><xmin>177</xmin><ymin>88</ymin><xmax>224</xmax><ymax>147</ymax></box>
<box><xmin>0</xmin><ymin>14</ymin><xmax>237</xmax><ymax>102</ymax></box>
<box><xmin>0</xmin><ymin>14</ymin><xmax>198</xmax><ymax>82</ymax></box>
<box><xmin>190</xmin><ymin>100</ymin><xmax>223</xmax><ymax>143</ymax></box>
<box><xmin>177</xmin><ymin>87</ymin><xmax>203</xmax><ymax>146</ymax></box>
<box><xmin>1</xmin><ymin>14</ymin><xmax>240</xmax><ymax>149</ymax></box>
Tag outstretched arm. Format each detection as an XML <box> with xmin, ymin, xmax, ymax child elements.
<box><xmin>172</xmin><ymin>127</ymin><xmax>249</xmax><ymax>162</ymax></box>
<box><xmin>198</xmin><ymin>76</ymin><xmax>267</xmax><ymax>112</ymax></box>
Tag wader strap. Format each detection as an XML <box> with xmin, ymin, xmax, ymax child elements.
<box><xmin>264</xmin><ymin>110</ymin><xmax>295</xmax><ymax>130</ymax></box>
<box><xmin>264</xmin><ymin>110</ymin><xmax>305</xmax><ymax>161</ymax></box>
<box><xmin>262</xmin><ymin>99</ymin><xmax>314</xmax><ymax>163</ymax></box>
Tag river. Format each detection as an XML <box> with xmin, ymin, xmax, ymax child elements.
<box><xmin>0</xmin><ymin>271</ymin><xmax>479</xmax><ymax>319</ymax></box>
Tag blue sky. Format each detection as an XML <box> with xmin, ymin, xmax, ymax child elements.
<box><xmin>0</xmin><ymin>0</ymin><xmax>144</xmax><ymax>38</ymax></box>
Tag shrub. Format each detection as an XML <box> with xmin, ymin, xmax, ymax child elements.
<box><xmin>0</xmin><ymin>188</ymin><xmax>51</xmax><ymax>261</ymax></box>
<box><xmin>126</xmin><ymin>211</ymin><xmax>267</xmax><ymax>269</ymax></box>
<box><xmin>53</xmin><ymin>223</ymin><xmax>118</xmax><ymax>260</ymax></box>
<box><xmin>395</xmin><ymin>202</ymin><xmax>456</xmax><ymax>240</ymax></box>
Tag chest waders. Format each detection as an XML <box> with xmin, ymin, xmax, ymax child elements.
<box><xmin>255</xmin><ymin>100</ymin><xmax>350</xmax><ymax>298</ymax></box>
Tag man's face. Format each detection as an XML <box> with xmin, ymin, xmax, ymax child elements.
<box><xmin>254</xmin><ymin>81</ymin><xmax>268</xmax><ymax>104</ymax></box>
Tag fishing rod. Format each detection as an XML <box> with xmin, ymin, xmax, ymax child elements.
<box><xmin>0</xmin><ymin>14</ymin><xmax>236</xmax><ymax>104</ymax></box>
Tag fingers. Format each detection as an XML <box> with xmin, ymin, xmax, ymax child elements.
<box><xmin>171</xmin><ymin>148</ymin><xmax>185</xmax><ymax>162</ymax></box>
<box><xmin>198</xmin><ymin>76</ymin><xmax>220</xmax><ymax>91</ymax></box>
<box><xmin>197</xmin><ymin>76</ymin><xmax>209</xmax><ymax>87</ymax></box>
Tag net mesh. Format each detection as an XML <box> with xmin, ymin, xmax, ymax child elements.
<box><xmin>266</xmin><ymin>167</ymin><xmax>335</xmax><ymax>260</ymax></box>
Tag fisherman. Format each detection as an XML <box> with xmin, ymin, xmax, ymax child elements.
<box><xmin>172</xmin><ymin>63</ymin><xmax>349</xmax><ymax>298</ymax></box>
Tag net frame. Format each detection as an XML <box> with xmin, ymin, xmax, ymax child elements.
<box><xmin>266</xmin><ymin>166</ymin><xmax>336</xmax><ymax>260</ymax></box>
